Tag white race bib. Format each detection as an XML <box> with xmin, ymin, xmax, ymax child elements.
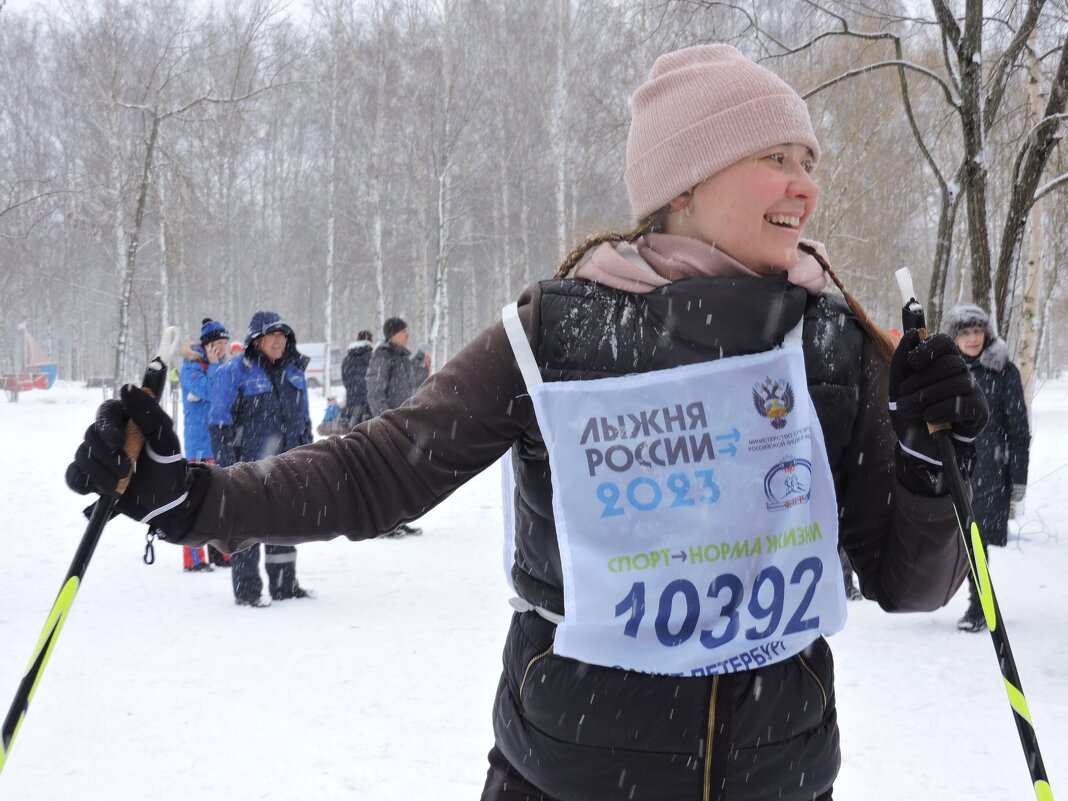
<box><xmin>503</xmin><ymin>303</ymin><xmax>846</xmax><ymax>676</ymax></box>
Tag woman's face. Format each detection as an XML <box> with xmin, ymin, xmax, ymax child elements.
<box><xmin>955</xmin><ymin>325</ymin><xmax>986</xmax><ymax>357</ymax></box>
<box><xmin>666</xmin><ymin>143</ymin><xmax>819</xmax><ymax>274</ymax></box>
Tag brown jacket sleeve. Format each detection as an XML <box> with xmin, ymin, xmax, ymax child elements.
<box><xmin>839</xmin><ymin>336</ymin><xmax>969</xmax><ymax>612</ymax></box>
<box><xmin>176</xmin><ymin>288</ymin><xmax>542</xmax><ymax>553</ymax></box>
<box><xmin>176</xmin><ymin>282</ymin><xmax>967</xmax><ymax>615</ymax></box>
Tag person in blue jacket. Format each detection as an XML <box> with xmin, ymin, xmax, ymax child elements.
<box><xmin>209</xmin><ymin>311</ymin><xmax>315</xmax><ymax>607</ymax></box>
<box><xmin>316</xmin><ymin>395</ymin><xmax>346</xmax><ymax>436</ymax></box>
<box><xmin>178</xmin><ymin>318</ymin><xmax>231</xmax><ymax>571</ymax></box>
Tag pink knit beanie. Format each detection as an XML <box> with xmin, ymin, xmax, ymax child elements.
<box><xmin>625</xmin><ymin>44</ymin><xmax>820</xmax><ymax>221</ymax></box>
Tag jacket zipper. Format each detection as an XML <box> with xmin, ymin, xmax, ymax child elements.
<box><xmin>702</xmin><ymin>675</ymin><xmax>719</xmax><ymax>801</ymax></box>
<box><xmin>519</xmin><ymin>645</ymin><xmax>554</xmax><ymax>698</ymax></box>
<box><xmin>797</xmin><ymin>652</ymin><xmax>828</xmax><ymax>713</ymax></box>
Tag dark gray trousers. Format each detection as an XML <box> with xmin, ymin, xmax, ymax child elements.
<box><xmin>230</xmin><ymin>543</ymin><xmax>297</xmax><ymax>600</ymax></box>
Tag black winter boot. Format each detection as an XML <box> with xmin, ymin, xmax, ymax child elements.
<box><xmin>957</xmin><ymin>580</ymin><xmax>985</xmax><ymax>632</ymax></box>
<box><xmin>843</xmin><ymin>567</ymin><xmax>863</xmax><ymax>601</ymax></box>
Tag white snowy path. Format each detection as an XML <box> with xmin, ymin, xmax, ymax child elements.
<box><xmin>1</xmin><ymin>382</ymin><xmax>1066</xmax><ymax>800</ymax></box>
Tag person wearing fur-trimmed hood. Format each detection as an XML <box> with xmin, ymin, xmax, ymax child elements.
<box><xmin>943</xmin><ymin>302</ymin><xmax>1031</xmax><ymax>631</ymax></box>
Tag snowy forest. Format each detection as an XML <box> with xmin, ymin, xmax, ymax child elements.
<box><xmin>1</xmin><ymin>0</ymin><xmax>1067</xmax><ymax>395</ymax></box>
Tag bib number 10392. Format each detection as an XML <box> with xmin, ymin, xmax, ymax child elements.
<box><xmin>614</xmin><ymin>556</ymin><xmax>824</xmax><ymax>648</ymax></box>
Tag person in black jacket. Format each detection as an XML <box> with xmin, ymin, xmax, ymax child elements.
<box><xmin>340</xmin><ymin>329</ymin><xmax>374</xmax><ymax>428</ymax></box>
<box><xmin>366</xmin><ymin>317</ymin><xmax>426</xmax><ymax>417</ymax></box>
<box><xmin>67</xmin><ymin>45</ymin><xmax>986</xmax><ymax>801</ymax></box>
<box><xmin>943</xmin><ymin>303</ymin><xmax>1031</xmax><ymax>631</ymax></box>
<box><xmin>365</xmin><ymin>317</ymin><xmax>427</xmax><ymax>538</ymax></box>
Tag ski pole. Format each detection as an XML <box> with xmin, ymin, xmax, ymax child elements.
<box><xmin>895</xmin><ymin>269</ymin><xmax>1053</xmax><ymax>801</ymax></box>
<box><xmin>0</xmin><ymin>331</ymin><xmax>176</xmax><ymax>777</ymax></box>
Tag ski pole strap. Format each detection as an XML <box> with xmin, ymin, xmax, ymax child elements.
<box><xmin>502</xmin><ymin>302</ymin><xmax>543</xmax><ymax>390</ymax></box>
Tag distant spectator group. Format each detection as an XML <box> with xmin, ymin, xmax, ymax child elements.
<box><xmin>177</xmin><ymin>312</ymin><xmax>433</xmax><ymax>589</ymax></box>
<box><xmin>177</xmin><ymin>312</ymin><xmax>317</xmax><ymax>606</ymax></box>
<box><xmin>318</xmin><ymin>317</ymin><xmax>430</xmax><ymax>437</ymax></box>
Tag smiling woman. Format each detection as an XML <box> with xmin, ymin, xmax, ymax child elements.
<box><xmin>65</xmin><ymin>43</ymin><xmax>990</xmax><ymax>801</ymax></box>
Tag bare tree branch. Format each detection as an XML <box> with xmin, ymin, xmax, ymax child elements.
<box><xmin>1034</xmin><ymin>171</ymin><xmax>1068</xmax><ymax>201</ymax></box>
<box><xmin>931</xmin><ymin>0</ymin><xmax>962</xmax><ymax>45</ymax></box>
<box><xmin>0</xmin><ymin>181</ymin><xmax>68</xmax><ymax>240</ymax></box>
<box><xmin>939</xmin><ymin>27</ymin><xmax>962</xmax><ymax>95</ymax></box>
<box><xmin>803</xmin><ymin>59</ymin><xmax>959</xmax><ymax>106</ymax></box>
<box><xmin>0</xmin><ymin>188</ymin><xmax>62</xmax><ymax>221</ymax></box>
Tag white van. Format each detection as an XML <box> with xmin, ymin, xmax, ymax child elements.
<box><xmin>297</xmin><ymin>342</ymin><xmax>343</xmax><ymax>388</ymax></box>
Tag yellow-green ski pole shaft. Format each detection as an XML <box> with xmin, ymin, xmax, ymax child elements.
<box><xmin>935</xmin><ymin>432</ymin><xmax>1053</xmax><ymax>801</ymax></box>
<box><xmin>0</xmin><ymin>357</ymin><xmax>167</xmax><ymax>777</ymax></box>
<box><xmin>0</xmin><ymin>496</ymin><xmax>116</xmax><ymax>775</ymax></box>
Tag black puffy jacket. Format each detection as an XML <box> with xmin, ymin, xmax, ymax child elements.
<box><xmin>493</xmin><ymin>276</ymin><xmax>965</xmax><ymax>801</ymax></box>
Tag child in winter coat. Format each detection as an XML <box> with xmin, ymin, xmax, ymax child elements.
<box><xmin>316</xmin><ymin>396</ymin><xmax>347</xmax><ymax>437</ymax></box>
<box><xmin>68</xmin><ymin>45</ymin><xmax>987</xmax><ymax>801</ymax></box>
<box><xmin>177</xmin><ymin>318</ymin><xmax>232</xmax><ymax>571</ymax></box>
<box><xmin>943</xmin><ymin>303</ymin><xmax>1031</xmax><ymax>631</ymax></box>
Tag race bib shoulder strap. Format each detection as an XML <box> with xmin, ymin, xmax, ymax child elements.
<box><xmin>502</xmin><ymin>302</ymin><xmax>543</xmax><ymax>390</ymax></box>
<box><xmin>508</xmin><ymin>595</ymin><xmax>565</xmax><ymax>624</ymax></box>
<box><xmin>504</xmin><ymin>302</ymin><xmax>800</xmax><ymax>389</ymax></box>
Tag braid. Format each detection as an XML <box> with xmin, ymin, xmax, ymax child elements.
<box><xmin>553</xmin><ymin>210</ymin><xmax>667</xmax><ymax>279</ymax></box>
<box><xmin>797</xmin><ymin>241</ymin><xmax>895</xmax><ymax>363</ymax></box>
<box><xmin>824</xmin><ymin>264</ymin><xmax>897</xmax><ymax>364</ymax></box>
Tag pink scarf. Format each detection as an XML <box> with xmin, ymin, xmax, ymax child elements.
<box><xmin>573</xmin><ymin>233</ymin><xmax>829</xmax><ymax>295</ymax></box>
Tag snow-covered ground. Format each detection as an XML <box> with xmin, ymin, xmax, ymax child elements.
<box><xmin>1</xmin><ymin>380</ymin><xmax>1066</xmax><ymax>800</ymax></box>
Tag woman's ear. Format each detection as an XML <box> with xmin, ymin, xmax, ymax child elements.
<box><xmin>668</xmin><ymin>192</ymin><xmax>691</xmax><ymax>213</ymax></box>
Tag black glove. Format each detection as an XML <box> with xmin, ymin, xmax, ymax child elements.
<box><xmin>66</xmin><ymin>385</ymin><xmax>202</xmax><ymax>537</ymax></box>
<box><xmin>888</xmin><ymin>329</ymin><xmax>989</xmax><ymax>496</ymax></box>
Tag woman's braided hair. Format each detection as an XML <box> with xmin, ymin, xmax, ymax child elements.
<box><xmin>797</xmin><ymin>242</ymin><xmax>896</xmax><ymax>364</ymax></box>
<box><xmin>553</xmin><ymin>209</ymin><xmax>669</xmax><ymax>279</ymax></box>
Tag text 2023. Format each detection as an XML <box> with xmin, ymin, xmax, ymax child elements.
<box><xmin>597</xmin><ymin>469</ymin><xmax>720</xmax><ymax>517</ymax></box>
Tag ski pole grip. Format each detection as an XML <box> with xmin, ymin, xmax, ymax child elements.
<box><xmin>115</xmin><ymin>357</ymin><xmax>168</xmax><ymax>496</ymax></box>
<box><xmin>912</xmin><ymin>328</ymin><xmax>953</xmax><ymax>436</ymax></box>
<box><xmin>115</xmin><ymin>423</ymin><xmax>145</xmax><ymax>497</ymax></box>
<box><xmin>895</xmin><ymin>271</ymin><xmax>951</xmax><ymax>439</ymax></box>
